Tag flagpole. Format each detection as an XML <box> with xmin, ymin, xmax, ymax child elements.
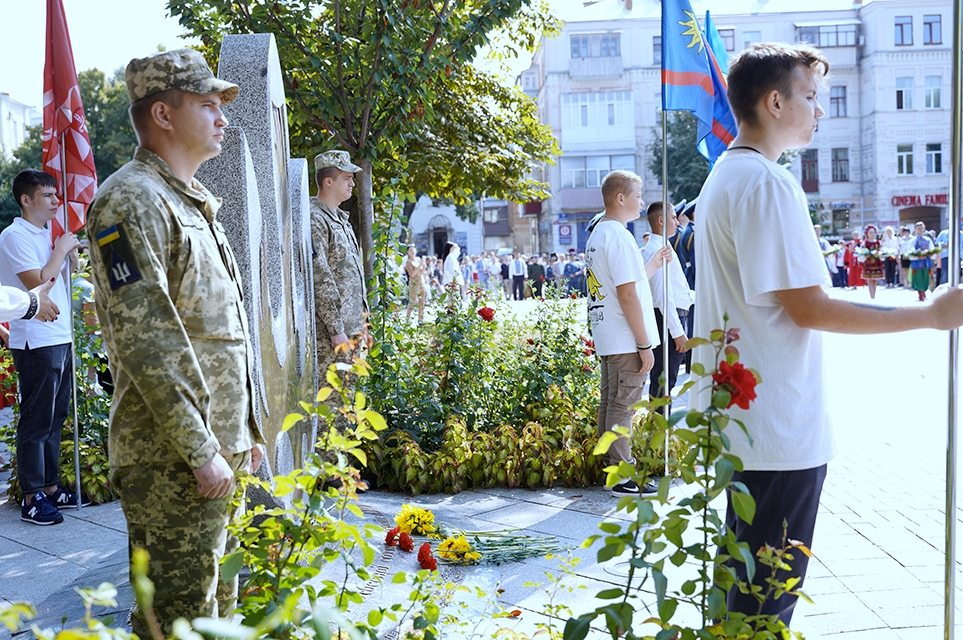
<box><xmin>661</xmin><ymin>109</ymin><xmax>670</xmax><ymax>477</ymax></box>
<box><xmin>944</xmin><ymin>0</ymin><xmax>962</xmax><ymax>636</ymax></box>
<box><xmin>59</xmin><ymin>131</ymin><xmax>83</xmax><ymax>511</ymax></box>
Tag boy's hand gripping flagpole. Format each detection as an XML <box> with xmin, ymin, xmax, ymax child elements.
<box><xmin>42</xmin><ymin>0</ymin><xmax>96</xmax><ymax>509</ymax></box>
<box><xmin>945</xmin><ymin>0</ymin><xmax>961</xmax><ymax>636</ymax></box>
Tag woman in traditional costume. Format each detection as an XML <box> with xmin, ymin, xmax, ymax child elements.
<box><xmin>858</xmin><ymin>225</ymin><xmax>885</xmax><ymax>299</ymax></box>
<box><xmin>908</xmin><ymin>222</ymin><xmax>936</xmax><ymax>301</ymax></box>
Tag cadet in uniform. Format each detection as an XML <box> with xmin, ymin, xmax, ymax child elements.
<box><xmin>86</xmin><ymin>49</ymin><xmax>264</xmax><ymax>635</ymax></box>
<box><xmin>311</xmin><ymin>150</ymin><xmax>366</xmax><ymax>376</ymax></box>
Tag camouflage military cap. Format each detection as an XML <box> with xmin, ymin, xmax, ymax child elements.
<box><xmin>314</xmin><ymin>150</ymin><xmax>362</xmax><ymax>173</ymax></box>
<box><xmin>125</xmin><ymin>48</ymin><xmax>239</xmax><ymax>105</ymax></box>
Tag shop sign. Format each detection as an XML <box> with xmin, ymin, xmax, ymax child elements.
<box><xmin>891</xmin><ymin>194</ymin><xmax>949</xmax><ymax>207</ymax></box>
<box><xmin>559</xmin><ymin>224</ymin><xmax>572</xmax><ymax>244</ymax></box>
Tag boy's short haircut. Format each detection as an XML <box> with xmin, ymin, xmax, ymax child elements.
<box><xmin>645</xmin><ymin>201</ymin><xmax>666</xmax><ymax>228</ymax></box>
<box><xmin>727</xmin><ymin>43</ymin><xmax>829</xmax><ymax>128</ymax></box>
<box><xmin>601</xmin><ymin>170</ymin><xmax>643</xmax><ymax>208</ymax></box>
<box><xmin>12</xmin><ymin>169</ymin><xmax>57</xmax><ymax>211</ymax></box>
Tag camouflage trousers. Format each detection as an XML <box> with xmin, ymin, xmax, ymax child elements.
<box><xmin>113</xmin><ymin>449</ymin><xmax>252</xmax><ymax>637</ymax></box>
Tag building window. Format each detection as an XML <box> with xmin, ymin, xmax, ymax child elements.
<box><xmin>925</xmin><ymin>76</ymin><xmax>942</xmax><ymax>109</ymax></box>
<box><xmin>562</xmin><ymin>91</ymin><xmax>632</xmax><ymax>130</ymax></box>
<box><xmin>796</xmin><ymin>24</ymin><xmax>857</xmax><ymax>47</ymax></box>
<box><xmin>570</xmin><ymin>33</ymin><xmax>621</xmax><ymax>59</ymax></box>
<box><xmin>718</xmin><ymin>29</ymin><xmax>735</xmax><ymax>51</ymax></box>
<box><xmin>896</xmin><ymin>77</ymin><xmax>913</xmax><ymax>110</ymax></box>
<box><xmin>483</xmin><ymin>208</ymin><xmax>500</xmax><ymax>223</ymax></box>
<box><xmin>561</xmin><ymin>154</ymin><xmax>635</xmax><ymax>189</ymax></box>
<box><xmin>926</xmin><ymin>143</ymin><xmax>943</xmax><ymax>174</ymax></box>
<box><xmin>743</xmin><ymin>30</ymin><xmax>761</xmax><ymax>48</ymax></box>
<box><xmin>897</xmin><ymin>144</ymin><xmax>914</xmax><ymax>175</ymax></box>
<box><xmin>653</xmin><ymin>36</ymin><xmax>661</xmax><ymax>65</ymax></box>
<box><xmin>924</xmin><ymin>14</ymin><xmax>942</xmax><ymax>44</ymax></box>
<box><xmin>832</xmin><ymin>148</ymin><xmax>849</xmax><ymax>182</ymax></box>
<box><xmin>830</xmin><ymin>86</ymin><xmax>847</xmax><ymax>117</ymax></box>
<box><xmin>895</xmin><ymin>16</ymin><xmax>912</xmax><ymax>45</ymax></box>
<box><xmin>801</xmin><ymin>149</ymin><xmax>818</xmax><ymax>193</ymax></box>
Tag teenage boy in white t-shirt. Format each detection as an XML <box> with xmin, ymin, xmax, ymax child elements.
<box><xmin>0</xmin><ymin>169</ymin><xmax>82</xmax><ymax>525</ymax></box>
<box><xmin>585</xmin><ymin>170</ymin><xmax>671</xmax><ymax>496</ymax></box>
<box><xmin>696</xmin><ymin>43</ymin><xmax>963</xmax><ymax>623</ymax></box>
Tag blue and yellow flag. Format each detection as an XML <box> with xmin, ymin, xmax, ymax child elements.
<box><xmin>661</xmin><ymin>1</ymin><xmax>737</xmax><ymax>163</ymax></box>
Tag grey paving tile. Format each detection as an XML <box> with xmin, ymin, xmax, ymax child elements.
<box><xmin>796</xmin><ymin>608</ymin><xmax>888</xmax><ymax>636</ymax></box>
<box><xmin>874</xmin><ymin>604</ymin><xmax>945</xmax><ymax>629</ymax></box>
<box><xmin>826</xmin><ymin>628</ymin><xmax>903</xmax><ymax>638</ymax></box>
<box><xmin>835</xmin><ymin>571</ymin><xmax>925</xmax><ymax>593</ymax></box>
<box><xmin>856</xmin><ymin>587</ymin><xmax>942</xmax><ymax>611</ymax></box>
<box><xmin>803</xmin><ymin>575</ymin><xmax>851</xmax><ymax>596</ymax></box>
<box><xmin>828</xmin><ymin>557</ymin><xmax>911</xmax><ymax>578</ymax></box>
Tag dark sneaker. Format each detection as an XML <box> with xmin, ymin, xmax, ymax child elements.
<box><xmin>611</xmin><ymin>479</ymin><xmax>641</xmax><ymax>496</ymax></box>
<box><xmin>21</xmin><ymin>494</ymin><xmax>64</xmax><ymax>525</ymax></box>
<box><xmin>47</xmin><ymin>484</ymin><xmax>90</xmax><ymax>509</ymax></box>
<box><xmin>641</xmin><ymin>479</ymin><xmax>659</xmax><ymax>494</ymax></box>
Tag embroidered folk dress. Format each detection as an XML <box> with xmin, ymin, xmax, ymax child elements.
<box><xmin>909</xmin><ymin>235</ymin><xmax>935</xmax><ymax>292</ymax></box>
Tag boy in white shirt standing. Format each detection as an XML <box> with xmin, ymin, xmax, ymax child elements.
<box><xmin>0</xmin><ymin>169</ymin><xmax>82</xmax><ymax>525</ymax></box>
<box><xmin>585</xmin><ymin>170</ymin><xmax>670</xmax><ymax>496</ymax></box>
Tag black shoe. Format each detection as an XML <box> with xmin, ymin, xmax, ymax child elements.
<box><xmin>611</xmin><ymin>479</ymin><xmax>640</xmax><ymax>496</ymax></box>
<box><xmin>641</xmin><ymin>479</ymin><xmax>659</xmax><ymax>494</ymax></box>
<box><xmin>47</xmin><ymin>484</ymin><xmax>91</xmax><ymax>509</ymax></box>
<box><xmin>21</xmin><ymin>494</ymin><xmax>64</xmax><ymax>525</ymax></box>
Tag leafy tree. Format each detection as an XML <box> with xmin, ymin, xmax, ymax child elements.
<box><xmin>0</xmin><ymin>126</ymin><xmax>43</xmax><ymax>229</ymax></box>
<box><xmin>168</xmin><ymin>0</ymin><xmax>559</xmax><ymax>279</ymax></box>
<box><xmin>77</xmin><ymin>69</ymin><xmax>138</xmax><ymax>181</ymax></box>
<box><xmin>647</xmin><ymin>111</ymin><xmax>710</xmax><ymax>206</ymax></box>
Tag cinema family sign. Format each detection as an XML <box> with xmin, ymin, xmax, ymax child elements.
<box><xmin>891</xmin><ymin>194</ymin><xmax>949</xmax><ymax>207</ymax></box>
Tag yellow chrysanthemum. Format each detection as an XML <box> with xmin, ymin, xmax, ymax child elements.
<box><xmin>436</xmin><ymin>536</ymin><xmax>480</xmax><ymax>564</ymax></box>
<box><xmin>394</xmin><ymin>504</ymin><xmax>437</xmax><ymax>536</ymax></box>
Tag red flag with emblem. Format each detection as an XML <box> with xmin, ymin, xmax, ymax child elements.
<box><xmin>41</xmin><ymin>0</ymin><xmax>97</xmax><ymax>242</ymax></box>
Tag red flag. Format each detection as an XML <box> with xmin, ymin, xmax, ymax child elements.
<box><xmin>41</xmin><ymin>0</ymin><xmax>97</xmax><ymax>243</ymax></box>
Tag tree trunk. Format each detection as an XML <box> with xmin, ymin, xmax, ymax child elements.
<box><xmin>357</xmin><ymin>157</ymin><xmax>375</xmax><ymax>282</ymax></box>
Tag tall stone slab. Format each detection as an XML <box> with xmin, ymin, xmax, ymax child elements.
<box><xmin>195</xmin><ymin>33</ymin><xmax>316</xmax><ymax>491</ymax></box>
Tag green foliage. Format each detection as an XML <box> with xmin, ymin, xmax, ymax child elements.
<box><xmin>167</xmin><ymin>0</ymin><xmax>560</xmax><ymax>276</ymax></box>
<box><xmin>567</xmin><ymin>324</ymin><xmax>809</xmax><ymax>639</ymax></box>
<box><xmin>0</xmin><ymin>126</ymin><xmax>43</xmax><ymax>229</ymax></box>
<box><xmin>77</xmin><ymin>68</ymin><xmax>138</xmax><ymax>181</ymax></box>
<box><xmin>647</xmin><ymin>111</ymin><xmax>710</xmax><ymax>205</ymax></box>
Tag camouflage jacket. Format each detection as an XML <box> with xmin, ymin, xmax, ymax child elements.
<box><xmin>310</xmin><ymin>198</ymin><xmax>366</xmax><ymax>338</ymax></box>
<box><xmin>87</xmin><ymin>148</ymin><xmax>263</xmax><ymax>470</ymax></box>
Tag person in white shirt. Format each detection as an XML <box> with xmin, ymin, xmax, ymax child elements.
<box><xmin>585</xmin><ymin>170</ymin><xmax>671</xmax><ymax>496</ymax></box>
<box><xmin>897</xmin><ymin>226</ymin><xmax>916</xmax><ymax>288</ymax></box>
<box><xmin>642</xmin><ymin>201</ymin><xmax>693</xmax><ymax>401</ymax></box>
<box><xmin>441</xmin><ymin>242</ymin><xmax>465</xmax><ymax>294</ymax></box>
<box><xmin>881</xmin><ymin>226</ymin><xmax>899</xmax><ymax>288</ymax></box>
<box><xmin>508</xmin><ymin>253</ymin><xmax>528</xmax><ymax>300</ymax></box>
<box><xmin>0</xmin><ymin>169</ymin><xmax>82</xmax><ymax>526</ymax></box>
<box><xmin>697</xmin><ymin>42</ymin><xmax>963</xmax><ymax>623</ymax></box>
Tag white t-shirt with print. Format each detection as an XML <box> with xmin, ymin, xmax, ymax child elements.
<box><xmin>694</xmin><ymin>150</ymin><xmax>834</xmax><ymax>471</ymax></box>
<box><xmin>585</xmin><ymin>219</ymin><xmax>659</xmax><ymax>357</ymax></box>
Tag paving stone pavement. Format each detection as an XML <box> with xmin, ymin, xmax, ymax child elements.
<box><xmin>2</xmin><ymin>286</ymin><xmax>963</xmax><ymax>638</ymax></box>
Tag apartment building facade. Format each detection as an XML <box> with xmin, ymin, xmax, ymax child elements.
<box><xmin>519</xmin><ymin>0</ymin><xmax>953</xmax><ymax>250</ymax></box>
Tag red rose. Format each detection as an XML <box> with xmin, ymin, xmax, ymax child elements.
<box><xmin>422</xmin><ymin>556</ymin><xmax>438</xmax><ymax>571</ymax></box>
<box><xmin>477</xmin><ymin>307</ymin><xmax>495</xmax><ymax>322</ymax></box>
<box><xmin>711</xmin><ymin>361</ymin><xmax>758</xmax><ymax>410</ymax></box>
<box><xmin>399</xmin><ymin>532</ymin><xmax>415</xmax><ymax>552</ymax></box>
<box><xmin>527</xmin><ymin>338</ymin><xmax>535</xmax><ymax>345</ymax></box>
<box><xmin>418</xmin><ymin>542</ymin><xmax>437</xmax><ymax>570</ymax></box>
<box><xmin>385</xmin><ymin>526</ymin><xmax>400</xmax><ymax>546</ymax></box>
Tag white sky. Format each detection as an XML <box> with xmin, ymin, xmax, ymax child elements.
<box><xmin>2</xmin><ymin>0</ymin><xmax>871</xmax><ymax>111</ymax></box>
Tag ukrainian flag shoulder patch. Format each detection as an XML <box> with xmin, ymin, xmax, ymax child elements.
<box><xmin>97</xmin><ymin>226</ymin><xmax>120</xmax><ymax>246</ymax></box>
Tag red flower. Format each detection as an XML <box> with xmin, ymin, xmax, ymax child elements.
<box><xmin>582</xmin><ymin>365</ymin><xmax>592</xmax><ymax>372</ymax></box>
<box><xmin>418</xmin><ymin>542</ymin><xmax>437</xmax><ymax>570</ymax></box>
<box><xmin>711</xmin><ymin>361</ymin><xmax>758</xmax><ymax>410</ymax></box>
<box><xmin>385</xmin><ymin>527</ymin><xmax>400</xmax><ymax>546</ymax></box>
<box><xmin>570</xmin><ymin>293</ymin><xmax>577</xmax><ymax>299</ymax></box>
<box><xmin>417</xmin><ymin>542</ymin><xmax>432</xmax><ymax>562</ymax></box>
<box><xmin>526</xmin><ymin>338</ymin><xmax>535</xmax><ymax>345</ymax></box>
<box><xmin>583</xmin><ymin>348</ymin><xmax>592</xmax><ymax>357</ymax></box>
<box><xmin>399</xmin><ymin>532</ymin><xmax>415</xmax><ymax>552</ymax></box>
<box><xmin>477</xmin><ymin>307</ymin><xmax>495</xmax><ymax>322</ymax></box>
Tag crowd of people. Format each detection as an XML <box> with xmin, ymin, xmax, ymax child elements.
<box><xmin>818</xmin><ymin>221</ymin><xmax>959</xmax><ymax>302</ymax></box>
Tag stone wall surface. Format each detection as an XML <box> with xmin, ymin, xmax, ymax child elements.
<box><xmin>196</xmin><ymin>33</ymin><xmax>316</xmax><ymax>492</ymax></box>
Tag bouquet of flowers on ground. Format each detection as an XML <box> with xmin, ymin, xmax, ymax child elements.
<box><xmin>387</xmin><ymin>504</ymin><xmax>568</xmax><ymax>566</ymax></box>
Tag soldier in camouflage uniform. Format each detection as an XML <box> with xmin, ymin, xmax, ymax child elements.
<box><xmin>311</xmin><ymin>150</ymin><xmax>366</xmax><ymax>378</ymax></box>
<box><xmin>86</xmin><ymin>49</ymin><xmax>264</xmax><ymax>636</ymax></box>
